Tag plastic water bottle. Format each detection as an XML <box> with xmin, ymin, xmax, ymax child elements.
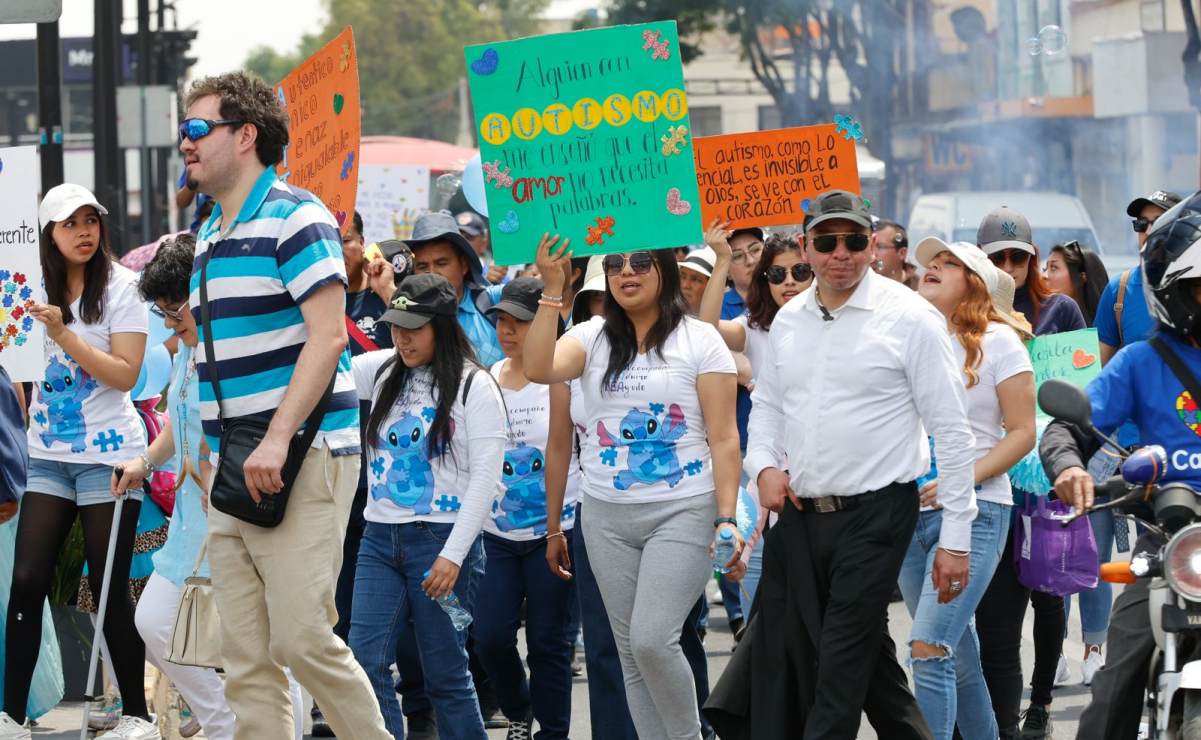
<box><xmin>916</xmin><ymin>436</ymin><xmax>938</xmax><ymax>487</ymax></box>
<box><xmin>713</xmin><ymin>528</ymin><xmax>736</xmax><ymax>575</ymax></box>
<box><xmin>423</xmin><ymin>569</ymin><xmax>472</xmax><ymax>631</ymax></box>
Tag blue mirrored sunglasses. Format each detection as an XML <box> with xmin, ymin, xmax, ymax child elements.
<box><xmin>178</xmin><ymin>117</ymin><xmax>243</xmax><ymax>143</ymax></box>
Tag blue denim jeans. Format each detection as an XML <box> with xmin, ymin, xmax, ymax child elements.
<box><xmin>1064</xmin><ymin>505</ymin><xmax>1115</xmax><ymax>645</ymax></box>
<box><xmin>473</xmin><ymin>532</ymin><xmax>577</xmax><ymax>738</ymax></box>
<box><xmin>571</xmin><ymin>504</ymin><xmax>638</xmax><ymax>740</ymax></box>
<box><xmin>742</xmin><ymin>545</ymin><xmax>764</xmax><ymax>611</ymax></box>
<box><xmin>898</xmin><ymin>501</ymin><xmax>1009</xmax><ymax>740</ymax></box>
<box><xmin>349</xmin><ymin>521</ymin><xmax>486</xmax><ymax>739</ymax></box>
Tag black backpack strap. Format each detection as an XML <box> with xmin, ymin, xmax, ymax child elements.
<box><xmin>1151</xmin><ymin>336</ymin><xmax>1201</xmax><ymax>402</ymax></box>
<box><xmin>462</xmin><ymin>367</ymin><xmax>479</xmax><ymax>405</ymax></box>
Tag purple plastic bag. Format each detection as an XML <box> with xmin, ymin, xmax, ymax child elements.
<box><xmin>1014</xmin><ymin>496</ymin><xmax>1099</xmax><ymax>596</ymax></box>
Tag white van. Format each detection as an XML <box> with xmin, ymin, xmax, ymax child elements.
<box><xmin>906</xmin><ymin>191</ymin><xmax>1103</xmax><ymax>256</ymax></box>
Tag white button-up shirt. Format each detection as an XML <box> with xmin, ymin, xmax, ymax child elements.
<box><xmin>744</xmin><ymin>269</ymin><xmax>978</xmax><ymax>552</ymax></box>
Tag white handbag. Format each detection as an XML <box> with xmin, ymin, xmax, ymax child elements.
<box><xmin>164</xmin><ymin>540</ymin><xmax>223</xmax><ymax>670</ymax></box>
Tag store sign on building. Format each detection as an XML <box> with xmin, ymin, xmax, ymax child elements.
<box><xmin>924</xmin><ymin>136</ymin><xmax>977</xmax><ymax>174</ymax></box>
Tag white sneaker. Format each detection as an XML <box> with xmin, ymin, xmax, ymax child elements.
<box><xmin>1054</xmin><ymin>654</ymin><xmax>1071</xmax><ymax>686</ymax></box>
<box><xmin>95</xmin><ymin>715</ymin><xmax>161</xmax><ymax>740</ymax></box>
<box><xmin>1082</xmin><ymin>646</ymin><xmax>1105</xmax><ymax>685</ymax></box>
<box><xmin>0</xmin><ymin>712</ymin><xmax>30</xmax><ymax>740</ymax></box>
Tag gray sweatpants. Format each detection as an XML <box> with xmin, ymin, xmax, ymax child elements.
<box><xmin>581</xmin><ymin>492</ymin><xmax>716</xmax><ymax>740</ymax></box>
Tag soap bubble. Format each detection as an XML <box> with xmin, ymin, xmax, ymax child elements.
<box><xmin>1038</xmin><ymin>25</ymin><xmax>1067</xmax><ymax>55</ymax></box>
<box><xmin>1026</xmin><ymin>37</ymin><xmax>1042</xmax><ymax>56</ymax></box>
<box><xmin>432</xmin><ymin>173</ymin><xmax>461</xmax><ymax>210</ymax></box>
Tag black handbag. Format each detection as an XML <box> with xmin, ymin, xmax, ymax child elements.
<box><xmin>198</xmin><ymin>254</ymin><xmax>335</xmax><ymax>528</ymax></box>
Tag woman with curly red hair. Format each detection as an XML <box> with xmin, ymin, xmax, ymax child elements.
<box><xmin>900</xmin><ymin>238</ymin><xmax>1037</xmax><ymax>740</ymax></box>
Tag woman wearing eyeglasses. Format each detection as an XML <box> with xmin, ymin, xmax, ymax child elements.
<box><xmin>699</xmin><ymin>229</ymin><xmax>812</xmax><ymax>607</ymax></box>
<box><xmin>974</xmin><ymin>206</ymin><xmax>1085</xmax><ymax>739</ymax></box>
<box><xmin>0</xmin><ymin>185</ymin><xmax>151</xmax><ymax>740</ymax></box>
<box><xmin>111</xmin><ymin>235</ymin><xmax>306</xmax><ymax>740</ymax></box>
<box><xmin>1045</xmin><ymin>241</ymin><xmax>1110</xmax><ymax>327</ymax></box>
<box><xmin>526</xmin><ymin>236</ymin><xmax>743</xmax><ymax>740</ymax></box>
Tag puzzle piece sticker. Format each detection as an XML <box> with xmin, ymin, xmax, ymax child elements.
<box><xmin>600</xmin><ymin>448</ymin><xmax>618</xmax><ymax>467</ymax></box>
<box><xmin>649</xmin><ymin>402</ymin><xmax>665</xmax><ymax>415</ymax></box>
<box><xmin>435</xmin><ymin>494</ymin><xmax>462</xmax><ymax>512</ymax></box>
<box><xmin>339</xmin><ymin>151</ymin><xmax>355</xmax><ymax>181</ymax></box>
<box><xmin>421</xmin><ymin>407</ymin><xmax>437</xmax><ymax>423</ymax></box>
<box><xmin>93</xmin><ymin>429</ymin><xmax>124</xmax><ymax>453</ymax></box>
<box><xmin>481</xmin><ymin>160</ymin><xmax>514</xmax><ymax>189</ymax></box>
<box><xmin>641</xmin><ymin>29</ymin><xmax>671</xmax><ymax>60</ymax></box>
<box><xmin>660</xmin><ymin>125</ymin><xmax>689</xmax><ymax>156</ymax></box>
<box><xmin>0</xmin><ymin>272</ymin><xmax>38</xmax><ymax>354</ymax></box>
<box><xmin>684</xmin><ymin>460</ymin><xmax>704</xmax><ymax>476</ymax></box>
<box><xmin>833</xmin><ymin>114</ymin><xmax>866</xmax><ymax>143</ymax></box>
<box><xmin>33</xmin><ymin>411</ymin><xmax>45</xmax><ymax>426</ymax></box>
<box><xmin>370</xmin><ymin>456</ymin><xmax>386</xmax><ymax>477</ymax></box>
<box><xmin>585</xmin><ymin>216</ymin><xmax>616</xmax><ymax>246</ymax></box>
<box><xmin>562</xmin><ymin>504</ymin><xmax>576</xmax><ymax>520</ymax></box>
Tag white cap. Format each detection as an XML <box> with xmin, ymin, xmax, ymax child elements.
<box><xmin>914</xmin><ymin>237</ymin><xmax>998</xmax><ymax>295</ymax></box>
<box><xmin>680</xmin><ymin>246</ymin><xmax>717</xmax><ymax>279</ymax></box>
<box><xmin>39</xmin><ymin>183</ymin><xmax>108</xmax><ymax>229</ymax></box>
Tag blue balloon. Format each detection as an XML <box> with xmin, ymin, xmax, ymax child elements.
<box><xmin>131</xmin><ymin>344</ymin><xmax>172</xmax><ymax>402</ymax></box>
<box><xmin>462</xmin><ymin>153</ymin><xmax>488</xmax><ymax>217</ymax></box>
<box><xmin>146</xmin><ymin>303</ymin><xmax>176</xmax><ymax>347</ymax></box>
<box><xmin>735</xmin><ymin>486</ymin><xmax>759</xmax><ymax>543</ymax></box>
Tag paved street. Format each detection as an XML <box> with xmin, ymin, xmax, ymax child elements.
<box><xmin>27</xmin><ymin>588</ymin><xmax>1100</xmax><ymax>739</ymax></box>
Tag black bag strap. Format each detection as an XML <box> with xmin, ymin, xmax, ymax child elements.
<box><xmin>1151</xmin><ymin>336</ymin><xmax>1201</xmax><ymax>403</ymax></box>
<box><xmin>199</xmin><ymin>251</ymin><xmax>336</xmax><ymax>441</ymax></box>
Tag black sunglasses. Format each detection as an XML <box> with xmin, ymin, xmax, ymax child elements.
<box><xmin>150</xmin><ymin>302</ymin><xmax>188</xmax><ymax>321</ymax></box>
<box><xmin>602</xmin><ymin>251</ymin><xmax>654</xmax><ymax>276</ymax></box>
<box><xmin>811</xmin><ymin>233</ymin><xmax>870</xmax><ymax>254</ymax></box>
<box><xmin>764</xmin><ymin>264</ymin><xmax>813</xmax><ymax>284</ymax></box>
<box><xmin>988</xmin><ymin>248</ymin><xmax>1030</xmax><ymax>267</ymax></box>
<box><xmin>1133</xmin><ymin>217</ymin><xmax>1152</xmax><ymax>234</ymax></box>
<box><xmin>178</xmin><ymin>117</ymin><xmax>244</xmax><ymax>143</ymax></box>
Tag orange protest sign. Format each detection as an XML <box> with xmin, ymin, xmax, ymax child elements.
<box><xmin>274</xmin><ymin>27</ymin><xmax>361</xmax><ymax>233</ymax></box>
<box><xmin>693</xmin><ymin>124</ymin><xmax>860</xmax><ymax>229</ymax></box>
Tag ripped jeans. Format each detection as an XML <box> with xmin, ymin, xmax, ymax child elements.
<box><xmin>898</xmin><ymin>500</ymin><xmax>1009</xmax><ymax>740</ymax></box>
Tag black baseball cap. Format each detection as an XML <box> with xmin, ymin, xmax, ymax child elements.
<box><xmin>1127</xmin><ymin>190</ymin><xmax>1183</xmax><ymax>217</ymax></box>
<box><xmin>378</xmin><ymin>239</ymin><xmax>414</xmax><ymax>276</ymax></box>
<box><xmin>803</xmin><ymin>190</ymin><xmax>872</xmax><ymax>232</ymax></box>
<box><xmin>486</xmin><ymin>277</ymin><xmax>543</xmax><ymax>321</ymax></box>
<box><xmin>380</xmin><ymin>274</ymin><xmax>458</xmax><ymax>329</ymax></box>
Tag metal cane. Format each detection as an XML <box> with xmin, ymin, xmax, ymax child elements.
<box><xmin>80</xmin><ymin>482</ymin><xmax>127</xmax><ymax>739</ymax></box>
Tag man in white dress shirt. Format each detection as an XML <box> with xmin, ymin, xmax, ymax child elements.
<box><xmin>717</xmin><ymin>191</ymin><xmax>978</xmax><ymax>739</ymax></box>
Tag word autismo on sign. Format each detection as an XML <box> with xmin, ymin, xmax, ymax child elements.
<box><xmin>275</xmin><ymin>27</ymin><xmax>361</xmax><ymax>234</ymax></box>
<box><xmin>693</xmin><ymin>124</ymin><xmax>860</xmax><ymax>229</ymax></box>
<box><xmin>465</xmin><ymin>21</ymin><xmax>703</xmax><ymax>265</ymax></box>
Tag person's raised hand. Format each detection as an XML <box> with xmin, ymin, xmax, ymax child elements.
<box><xmin>535</xmin><ymin>233</ymin><xmax>572</xmax><ymax>295</ymax></box>
<box><xmin>704</xmin><ymin>218</ymin><xmax>734</xmax><ymax>261</ymax></box>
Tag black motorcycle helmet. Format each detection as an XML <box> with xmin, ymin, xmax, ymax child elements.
<box><xmin>1143</xmin><ymin>190</ymin><xmax>1201</xmax><ymax>338</ymax></box>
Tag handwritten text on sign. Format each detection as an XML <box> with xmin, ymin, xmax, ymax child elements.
<box><xmin>693</xmin><ymin>125</ymin><xmax>860</xmax><ymax>229</ymax></box>
<box><xmin>1028</xmin><ymin>328</ymin><xmax>1101</xmax><ymax>421</ymax></box>
<box><xmin>465</xmin><ymin>22</ymin><xmax>702</xmax><ymax>265</ymax></box>
<box><xmin>275</xmin><ymin>27</ymin><xmax>361</xmax><ymax>233</ymax></box>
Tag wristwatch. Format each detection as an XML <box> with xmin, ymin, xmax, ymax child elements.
<box><xmin>713</xmin><ymin>516</ymin><xmax>737</xmax><ymax>528</ymax></box>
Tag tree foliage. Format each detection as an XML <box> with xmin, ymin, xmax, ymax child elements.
<box><xmin>241</xmin><ymin>0</ymin><xmax>550</xmax><ymax>141</ymax></box>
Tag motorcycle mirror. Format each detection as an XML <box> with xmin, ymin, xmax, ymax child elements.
<box><xmin>1037</xmin><ymin>379</ymin><xmax>1094</xmax><ymax>433</ymax></box>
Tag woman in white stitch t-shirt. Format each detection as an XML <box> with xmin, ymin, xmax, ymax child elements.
<box><xmin>1</xmin><ymin>184</ymin><xmax>150</xmax><ymax>739</ymax></box>
<box><xmin>524</xmin><ymin>235</ymin><xmax>743</xmax><ymax>740</ymax></box>
<box><xmin>348</xmin><ymin>274</ymin><xmax>507</xmax><ymax>740</ymax></box>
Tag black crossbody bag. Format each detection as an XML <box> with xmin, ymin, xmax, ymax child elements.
<box><xmin>199</xmin><ymin>255</ymin><xmax>335</xmax><ymax>527</ymax></box>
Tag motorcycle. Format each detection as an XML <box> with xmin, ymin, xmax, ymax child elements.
<box><xmin>1041</xmin><ymin>378</ymin><xmax>1201</xmax><ymax>738</ymax></box>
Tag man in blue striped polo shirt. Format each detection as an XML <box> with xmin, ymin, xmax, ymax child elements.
<box><xmin>181</xmin><ymin>72</ymin><xmax>390</xmax><ymax>740</ymax></box>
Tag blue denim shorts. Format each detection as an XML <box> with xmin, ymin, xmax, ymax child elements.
<box><xmin>26</xmin><ymin>458</ymin><xmax>141</xmax><ymax>506</ymax></box>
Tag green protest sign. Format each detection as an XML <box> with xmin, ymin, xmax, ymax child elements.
<box><xmin>464</xmin><ymin>21</ymin><xmax>702</xmax><ymax>265</ymax></box>
<box><xmin>1028</xmin><ymin>328</ymin><xmax>1102</xmax><ymax>421</ymax></box>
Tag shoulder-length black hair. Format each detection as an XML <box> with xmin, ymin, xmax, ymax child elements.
<box><xmin>366</xmin><ymin>313</ymin><xmax>483</xmax><ymax>460</ymax></box>
<box><xmin>138</xmin><ymin>233</ymin><xmax>197</xmax><ymax>304</ymax></box>
<box><xmin>1051</xmin><ymin>241</ymin><xmax>1111</xmax><ymax>326</ymax></box>
<box><xmin>40</xmin><ymin>207</ymin><xmax>114</xmax><ymax>325</ymax></box>
<box><xmin>747</xmin><ymin>232</ymin><xmax>802</xmax><ymax>331</ymax></box>
<box><xmin>601</xmin><ymin>248</ymin><xmax>687</xmax><ymax>390</ymax></box>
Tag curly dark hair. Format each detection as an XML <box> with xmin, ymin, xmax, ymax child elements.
<box><xmin>185</xmin><ymin>72</ymin><xmax>289</xmax><ymax>167</ymax></box>
<box><xmin>138</xmin><ymin>233</ymin><xmax>197</xmax><ymax>305</ymax></box>
<box><xmin>746</xmin><ymin>232</ymin><xmax>804</xmax><ymax>331</ymax></box>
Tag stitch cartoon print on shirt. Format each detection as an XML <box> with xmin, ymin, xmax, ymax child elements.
<box><xmin>596</xmin><ymin>402</ymin><xmax>703</xmax><ymax>490</ymax></box>
<box><xmin>372</xmin><ymin>407</ymin><xmax>442</xmax><ymax>514</ymax></box>
<box><xmin>38</xmin><ymin>355</ymin><xmax>98</xmax><ymax>452</ymax></box>
<box><xmin>492</xmin><ymin>442</ymin><xmax>549</xmax><ymax>534</ymax></box>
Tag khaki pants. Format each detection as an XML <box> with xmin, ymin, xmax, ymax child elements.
<box><xmin>208</xmin><ymin>445</ymin><xmax>389</xmax><ymax>740</ymax></box>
